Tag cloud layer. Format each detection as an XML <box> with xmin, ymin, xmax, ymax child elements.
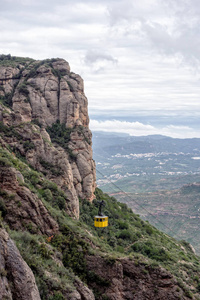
<box><xmin>1</xmin><ymin>0</ymin><xmax>200</xmax><ymax>138</ymax></box>
<box><xmin>90</xmin><ymin>119</ymin><xmax>200</xmax><ymax>139</ymax></box>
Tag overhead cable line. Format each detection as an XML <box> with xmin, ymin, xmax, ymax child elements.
<box><xmin>96</xmin><ymin>168</ymin><xmax>185</xmax><ymax>241</ymax></box>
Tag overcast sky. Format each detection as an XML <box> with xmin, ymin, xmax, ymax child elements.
<box><xmin>1</xmin><ymin>0</ymin><xmax>200</xmax><ymax>138</ymax></box>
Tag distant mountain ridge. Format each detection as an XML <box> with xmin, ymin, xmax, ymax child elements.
<box><xmin>93</xmin><ymin>132</ymin><xmax>200</xmax><ymax>155</ymax></box>
<box><xmin>93</xmin><ymin>131</ymin><xmax>200</xmax><ymax>190</ymax></box>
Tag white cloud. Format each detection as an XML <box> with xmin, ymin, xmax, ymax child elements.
<box><xmin>84</xmin><ymin>50</ymin><xmax>117</xmax><ymax>72</ymax></box>
<box><xmin>0</xmin><ymin>0</ymin><xmax>200</xmax><ymax>139</ymax></box>
<box><xmin>84</xmin><ymin>50</ymin><xmax>117</xmax><ymax>64</ymax></box>
<box><xmin>90</xmin><ymin>119</ymin><xmax>200</xmax><ymax>139</ymax></box>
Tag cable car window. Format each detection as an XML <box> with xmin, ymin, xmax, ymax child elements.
<box><xmin>100</xmin><ymin>219</ymin><xmax>102</xmax><ymax>222</ymax></box>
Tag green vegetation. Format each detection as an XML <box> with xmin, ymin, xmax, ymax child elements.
<box><xmin>0</xmin><ymin>122</ymin><xmax>35</xmax><ymax>157</ymax></box>
<box><xmin>46</xmin><ymin>121</ymin><xmax>91</xmax><ymax>160</ymax></box>
<box><xmin>115</xmin><ymin>186</ymin><xmax>200</xmax><ymax>255</ymax></box>
<box><xmin>21</xmin><ymin>168</ymin><xmax>67</xmax><ymax>211</ymax></box>
<box><xmin>0</xmin><ymin>147</ymin><xmax>67</xmax><ymax>212</ymax></box>
<box><xmin>80</xmin><ymin>188</ymin><xmax>182</xmax><ymax>260</ymax></box>
<box><xmin>46</xmin><ymin>121</ymin><xmax>77</xmax><ymax>160</ymax></box>
<box><xmin>31</xmin><ymin>118</ymin><xmax>42</xmax><ymax>127</ymax></box>
<box><xmin>39</xmin><ymin>158</ymin><xmax>63</xmax><ymax>176</ymax></box>
<box><xmin>0</xmin><ymin>54</ymin><xmax>34</xmax><ymax>67</ymax></box>
<box><xmin>0</xmin><ymin>94</ymin><xmax>12</xmax><ymax>107</ymax></box>
<box><xmin>0</xmin><ymin>197</ymin><xmax>7</xmax><ymax>217</ymax></box>
<box><xmin>0</xmin><ymin>76</ymin><xmax>19</xmax><ymax>107</ymax></box>
<box><xmin>18</xmin><ymin>83</ymin><xmax>30</xmax><ymax>97</ymax></box>
<box><xmin>51</xmin><ymin>228</ymin><xmax>88</xmax><ymax>281</ymax></box>
<box><xmin>47</xmin><ymin>120</ymin><xmax>73</xmax><ymax>146</ymax></box>
<box><xmin>79</xmin><ymin>188</ymin><xmax>200</xmax><ymax>298</ymax></box>
<box><xmin>1</xmin><ymin>142</ymin><xmax>200</xmax><ymax>298</ymax></box>
<box><xmin>66</xmin><ymin>81</ymin><xmax>74</xmax><ymax>92</ymax></box>
<box><xmin>9</xmin><ymin>230</ymin><xmax>75</xmax><ymax>300</ymax></box>
<box><xmin>0</xmin><ymin>121</ymin><xmax>22</xmax><ymax>139</ymax></box>
<box><xmin>23</xmin><ymin>140</ymin><xmax>35</xmax><ymax>151</ymax></box>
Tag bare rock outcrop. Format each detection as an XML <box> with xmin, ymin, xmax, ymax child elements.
<box><xmin>0</xmin><ymin>57</ymin><xmax>96</xmax><ymax>218</ymax></box>
<box><xmin>8</xmin><ymin>59</ymin><xmax>89</xmax><ymax>128</ymax></box>
<box><xmin>74</xmin><ymin>278</ymin><xmax>95</xmax><ymax>300</ymax></box>
<box><xmin>0</xmin><ymin>228</ymin><xmax>41</xmax><ymax>300</ymax></box>
<box><xmin>86</xmin><ymin>255</ymin><xmax>192</xmax><ymax>300</ymax></box>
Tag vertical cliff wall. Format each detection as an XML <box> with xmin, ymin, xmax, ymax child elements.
<box><xmin>0</xmin><ymin>57</ymin><xmax>96</xmax><ymax>219</ymax></box>
<box><xmin>0</xmin><ymin>228</ymin><xmax>41</xmax><ymax>300</ymax></box>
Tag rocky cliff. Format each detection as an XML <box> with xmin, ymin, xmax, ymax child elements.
<box><xmin>86</xmin><ymin>255</ymin><xmax>191</xmax><ymax>300</ymax></box>
<box><xmin>0</xmin><ymin>56</ymin><xmax>96</xmax><ymax>219</ymax></box>
<box><xmin>0</xmin><ymin>228</ymin><xmax>41</xmax><ymax>300</ymax></box>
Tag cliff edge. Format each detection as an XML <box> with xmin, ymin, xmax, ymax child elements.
<box><xmin>0</xmin><ymin>56</ymin><xmax>96</xmax><ymax>219</ymax></box>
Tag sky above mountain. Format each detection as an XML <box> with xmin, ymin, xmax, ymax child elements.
<box><xmin>1</xmin><ymin>0</ymin><xmax>200</xmax><ymax>138</ymax></box>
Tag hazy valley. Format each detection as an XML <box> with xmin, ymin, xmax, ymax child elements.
<box><xmin>93</xmin><ymin>132</ymin><xmax>200</xmax><ymax>253</ymax></box>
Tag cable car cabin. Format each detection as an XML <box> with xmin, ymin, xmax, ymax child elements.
<box><xmin>94</xmin><ymin>216</ymin><xmax>108</xmax><ymax>228</ymax></box>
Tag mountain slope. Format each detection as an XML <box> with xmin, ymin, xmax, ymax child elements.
<box><xmin>0</xmin><ymin>55</ymin><xmax>200</xmax><ymax>300</ymax></box>
<box><xmin>113</xmin><ymin>183</ymin><xmax>200</xmax><ymax>254</ymax></box>
<box><xmin>1</xmin><ymin>147</ymin><xmax>200</xmax><ymax>299</ymax></box>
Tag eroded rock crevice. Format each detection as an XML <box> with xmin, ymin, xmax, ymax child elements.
<box><xmin>0</xmin><ymin>58</ymin><xmax>96</xmax><ymax>218</ymax></box>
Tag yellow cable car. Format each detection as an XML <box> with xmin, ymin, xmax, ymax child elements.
<box><xmin>94</xmin><ymin>216</ymin><xmax>108</xmax><ymax>228</ymax></box>
<box><xmin>94</xmin><ymin>200</ymin><xmax>108</xmax><ymax>228</ymax></box>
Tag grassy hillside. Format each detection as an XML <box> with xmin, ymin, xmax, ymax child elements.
<box><xmin>110</xmin><ymin>184</ymin><xmax>200</xmax><ymax>255</ymax></box>
<box><xmin>1</xmin><ymin>143</ymin><xmax>200</xmax><ymax>299</ymax></box>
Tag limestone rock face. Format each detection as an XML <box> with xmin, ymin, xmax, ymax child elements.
<box><xmin>86</xmin><ymin>255</ymin><xmax>192</xmax><ymax>300</ymax></box>
<box><xmin>0</xmin><ymin>165</ymin><xmax>59</xmax><ymax>235</ymax></box>
<box><xmin>8</xmin><ymin>59</ymin><xmax>89</xmax><ymax>128</ymax></box>
<box><xmin>0</xmin><ymin>66</ymin><xmax>20</xmax><ymax>94</ymax></box>
<box><xmin>0</xmin><ymin>56</ymin><xmax>97</xmax><ymax>300</ymax></box>
<box><xmin>0</xmin><ymin>228</ymin><xmax>41</xmax><ymax>300</ymax></box>
<box><xmin>74</xmin><ymin>278</ymin><xmax>95</xmax><ymax>300</ymax></box>
<box><xmin>0</xmin><ymin>58</ymin><xmax>96</xmax><ymax>218</ymax></box>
